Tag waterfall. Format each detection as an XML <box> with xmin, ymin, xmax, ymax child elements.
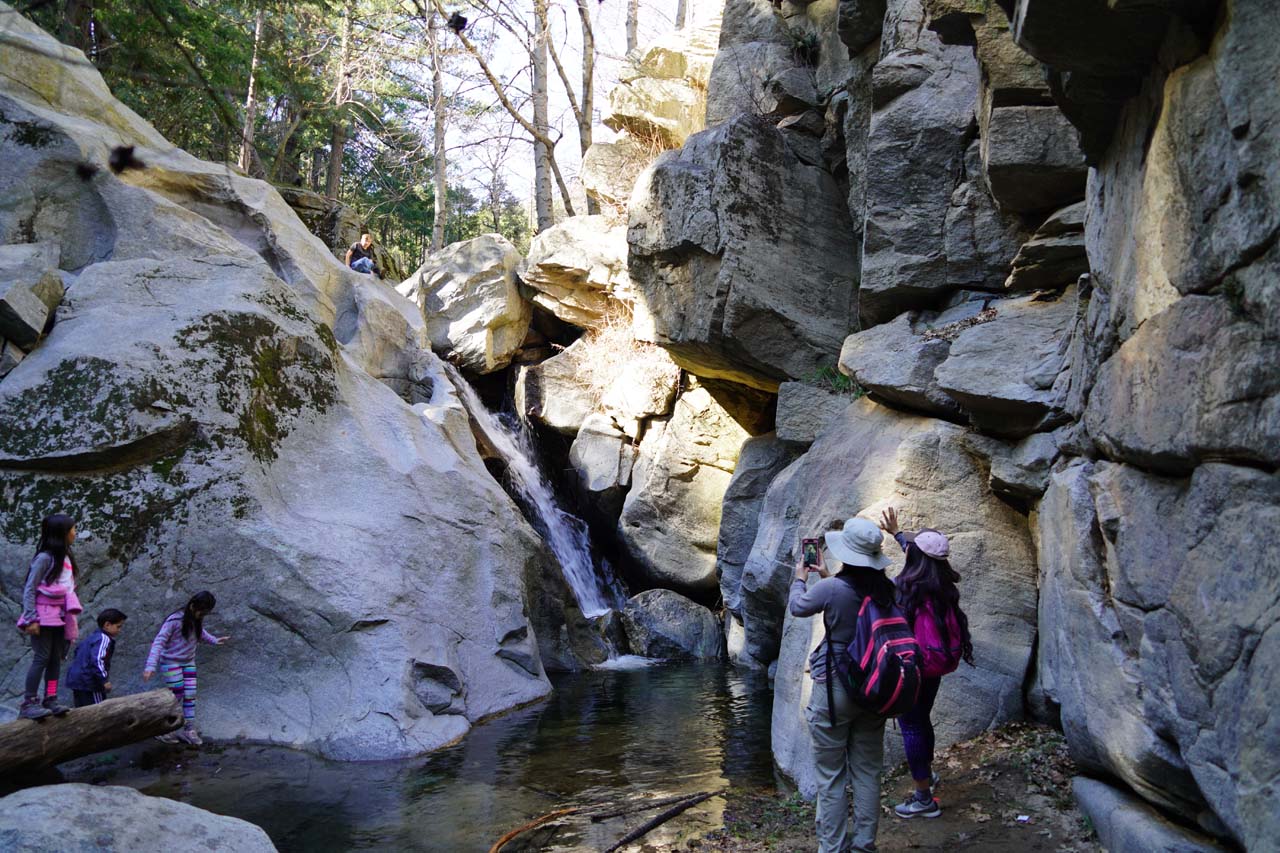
<box><xmin>444</xmin><ymin>364</ymin><xmax>620</xmax><ymax>618</ymax></box>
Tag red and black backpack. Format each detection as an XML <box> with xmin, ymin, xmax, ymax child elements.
<box><xmin>823</xmin><ymin>579</ymin><xmax>923</xmax><ymax>722</ymax></box>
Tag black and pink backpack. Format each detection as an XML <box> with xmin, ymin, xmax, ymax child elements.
<box><xmin>823</xmin><ymin>583</ymin><xmax>923</xmax><ymax>721</ymax></box>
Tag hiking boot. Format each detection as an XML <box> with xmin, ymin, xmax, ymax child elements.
<box><xmin>42</xmin><ymin>696</ymin><xmax>70</xmax><ymax>716</ymax></box>
<box><xmin>176</xmin><ymin>726</ymin><xmax>203</xmax><ymax>746</ymax></box>
<box><xmin>155</xmin><ymin>731</ymin><xmax>181</xmax><ymax>744</ymax></box>
<box><xmin>18</xmin><ymin>696</ymin><xmax>52</xmax><ymax>720</ymax></box>
<box><xmin>894</xmin><ymin>792</ymin><xmax>942</xmax><ymax>819</ymax></box>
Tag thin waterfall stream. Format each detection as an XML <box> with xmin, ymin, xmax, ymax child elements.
<box><xmin>444</xmin><ymin>364</ymin><xmax>621</xmax><ymax>619</ymax></box>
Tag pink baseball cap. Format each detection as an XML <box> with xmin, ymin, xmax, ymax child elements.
<box><xmin>910</xmin><ymin>528</ymin><xmax>950</xmax><ymax>559</ymax></box>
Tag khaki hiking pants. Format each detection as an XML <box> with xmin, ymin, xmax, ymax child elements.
<box><xmin>806</xmin><ymin>677</ymin><xmax>886</xmax><ymax>853</ymax></box>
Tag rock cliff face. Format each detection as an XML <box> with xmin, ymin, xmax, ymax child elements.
<box><xmin>0</xmin><ymin>9</ymin><xmax>571</xmax><ymax>759</ymax></box>
<box><xmin>623</xmin><ymin>0</ymin><xmax>1275</xmax><ymax>847</ymax></box>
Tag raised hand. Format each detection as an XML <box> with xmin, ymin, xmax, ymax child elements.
<box><xmin>879</xmin><ymin>507</ymin><xmax>900</xmax><ymax>535</ymax></box>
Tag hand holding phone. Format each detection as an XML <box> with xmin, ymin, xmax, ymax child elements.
<box><xmin>802</xmin><ymin>538</ymin><xmax>820</xmax><ymax>569</ymax></box>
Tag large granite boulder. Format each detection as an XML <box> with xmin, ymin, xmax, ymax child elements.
<box><xmin>397</xmin><ymin>234</ymin><xmax>530</xmax><ymax>374</ymax></box>
<box><xmin>568</xmin><ymin>412</ymin><xmax>639</xmax><ymax>520</ymax></box>
<box><xmin>522</xmin><ymin>216</ymin><xmax>631</xmax><ymax>329</ymax></box>
<box><xmin>0</xmin><ymin>784</ymin><xmax>277</xmax><ymax>852</ymax></box>
<box><xmin>514</xmin><ymin>336</ymin><xmax>599</xmax><ymax>435</ymax></box>
<box><xmin>621</xmin><ymin>589</ymin><xmax>722</xmax><ymax>661</ymax></box>
<box><xmin>628</xmin><ymin>113</ymin><xmax>858</xmax><ymax>391</ymax></box>
<box><xmin>981</xmin><ymin>104</ymin><xmax>1086</xmax><ymax>214</ymax></box>
<box><xmin>617</xmin><ymin>380</ymin><xmax>753</xmax><ymax>593</ymax></box>
<box><xmin>932</xmin><ymin>285</ymin><xmax>1076</xmax><ymax>437</ymax></box>
<box><xmin>1036</xmin><ymin>460</ymin><xmax>1280</xmax><ymax>845</ymax></box>
<box><xmin>0</xmin><ymin>10</ymin><xmax>561</xmax><ymax>760</ymax></box>
<box><xmin>605</xmin><ymin>20</ymin><xmax>721</xmax><ymax>148</ymax></box>
<box><xmin>759</xmin><ymin>399</ymin><xmax>1037</xmax><ymax>795</ymax></box>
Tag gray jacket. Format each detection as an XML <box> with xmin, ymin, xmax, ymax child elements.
<box><xmin>788</xmin><ymin>573</ymin><xmax>865</xmax><ymax>682</ymax></box>
<box><xmin>20</xmin><ymin>552</ymin><xmax>56</xmax><ymax>624</ymax></box>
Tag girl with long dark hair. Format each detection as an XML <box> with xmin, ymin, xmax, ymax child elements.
<box><xmin>16</xmin><ymin>514</ymin><xmax>83</xmax><ymax>719</ymax></box>
<box><xmin>788</xmin><ymin>517</ymin><xmax>896</xmax><ymax>853</ymax></box>
<box><xmin>143</xmin><ymin>590</ymin><xmax>229</xmax><ymax>745</ymax></box>
<box><xmin>880</xmin><ymin>507</ymin><xmax>974</xmax><ymax>819</ymax></box>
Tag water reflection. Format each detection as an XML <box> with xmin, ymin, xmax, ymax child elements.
<box><xmin>68</xmin><ymin>665</ymin><xmax>775</xmax><ymax>852</ymax></box>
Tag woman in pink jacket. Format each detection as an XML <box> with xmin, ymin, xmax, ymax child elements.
<box><xmin>17</xmin><ymin>514</ymin><xmax>83</xmax><ymax>720</ymax></box>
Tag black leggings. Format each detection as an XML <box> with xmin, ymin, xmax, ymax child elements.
<box><xmin>24</xmin><ymin>625</ymin><xmax>66</xmax><ymax>698</ymax></box>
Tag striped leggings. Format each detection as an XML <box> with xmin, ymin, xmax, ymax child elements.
<box><xmin>160</xmin><ymin>662</ymin><xmax>197</xmax><ymax>722</ymax></box>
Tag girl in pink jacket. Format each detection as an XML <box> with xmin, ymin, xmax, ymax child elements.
<box><xmin>17</xmin><ymin>514</ymin><xmax>82</xmax><ymax>720</ymax></box>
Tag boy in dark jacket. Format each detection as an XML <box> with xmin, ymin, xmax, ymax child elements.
<box><xmin>66</xmin><ymin>608</ymin><xmax>126</xmax><ymax>707</ymax></box>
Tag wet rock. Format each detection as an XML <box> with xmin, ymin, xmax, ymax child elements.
<box><xmin>629</xmin><ymin>114</ymin><xmax>858</xmax><ymax>391</ymax></box>
<box><xmin>0</xmin><ymin>783</ymin><xmax>277</xmax><ymax>852</ymax></box>
<box><xmin>1005</xmin><ymin>201</ymin><xmax>1088</xmax><ymax>291</ymax></box>
<box><xmin>514</xmin><ymin>337</ymin><xmax>598</xmax><ymax>435</ymax></box>
<box><xmin>397</xmin><ymin>233</ymin><xmax>530</xmax><ymax>374</ymax></box>
<box><xmin>932</xmin><ymin>286</ymin><xmax>1076</xmax><ymax>437</ymax></box>
<box><xmin>1073</xmin><ymin>777</ymin><xmax>1229</xmax><ymax>853</ymax></box>
<box><xmin>618</xmin><ymin>380</ymin><xmax>751</xmax><ymax>593</ymax></box>
<box><xmin>761</xmin><ymin>398</ymin><xmax>1038</xmax><ymax>794</ymax></box>
<box><xmin>0</xmin><ymin>279</ymin><xmax>50</xmax><ymax>350</ymax></box>
<box><xmin>982</xmin><ymin>105</ymin><xmax>1086</xmax><ymax>213</ymax></box>
<box><xmin>621</xmin><ymin>589</ymin><xmax>722</xmax><ymax>661</ymax></box>
<box><xmin>774</xmin><ymin>381</ymin><xmax>853</xmax><ymax>445</ymax></box>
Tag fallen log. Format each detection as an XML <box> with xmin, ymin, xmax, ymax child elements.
<box><xmin>0</xmin><ymin>689</ymin><xmax>182</xmax><ymax>775</ymax></box>
<box><xmin>602</xmin><ymin>791</ymin><xmax>715</xmax><ymax>853</ymax></box>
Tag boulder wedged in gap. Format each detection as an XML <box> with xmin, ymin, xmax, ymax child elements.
<box><xmin>515</xmin><ymin>337</ymin><xmax>599</xmax><ymax>436</ymax></box>
<box><xmin>775</xmin><ymin>381</ymin><xmax>856</xmax><ymax>445</ymax></box>
<box><xmin>397</xmin><ymin>233</ymin><xmax>529</xmax><ymax>374</ymax></box>
<box><xmin>522</xmin><ymin>216</ymin><xmax>631</xmax><ymax>329</ymax></box>
<box><xmin>932</xmin><ymin>285</ymin><xmax>1077</xmax><ymax>437</ymax></box>
<box><xmin>1005</xmin><ymin>201</ymin><xmax>1088</xmax><ymax>292</ymax></box>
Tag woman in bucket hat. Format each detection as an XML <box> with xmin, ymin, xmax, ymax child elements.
<box><xmin>880</xmin><ymin>507</ymin><xmax>975</xmax><ymax>820</ymax></box>
<box><xmin>788</xmin><ymin>516</ymin><xmax>897</xmax><ymax>853</ymax></box>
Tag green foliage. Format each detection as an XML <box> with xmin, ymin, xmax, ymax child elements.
<box><xmin>803</xmin><ymin>365</ymin><xmax>864</xmax><ymax>396</ymax></box>
<box><xmin>14</xmin><ymin>0</ymin><xmax>529</xmax><ymax>265</ymax></box>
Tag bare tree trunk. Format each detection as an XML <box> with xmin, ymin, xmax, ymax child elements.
<box><xmin>238</xmin><ymin>7</ymin><xmax>266</xmax><ymax>175</ymax></box>
<box><xmin>268</xmin><ymin>102</ymin><xmax>307</xmax><ymax>184</ymax></box>
<box><xmin>576</xmin><ymin>0</ymin><xmax>598</xmax><ymax>215</ymax></box>
<box><xmin>675</xmin><ymin>0</ymin><xmax>688</xmax><ymax>29</ymax></box>
<box><xmin>326</xmin><ymin>0</ymin><xmax>356</xmax><ymax>199</ymax></box>
<box><xmin>0</xmin><ymin>690</ymin><xmax>181</xmax><ymax>775</ymax></box>
<box><xmin>531</xmin><ymin>0</ymin><xmax>553</xmax><ymax>230</ymax></box>
<box><xmin>429</xmin><ymin>11</ymin><xmax>448</xmax><ymax>251</ymax></box>
<box><xmin>626</xmin><ymin>0</ymin><xmax>639</xmax><ymax>53</ymax></box>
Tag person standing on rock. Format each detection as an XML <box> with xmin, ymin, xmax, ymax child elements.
<box><xmin>879</xmin><ymin>507</ymin><xmax>974</xmax><ymax>820</ymax></box>
<box><xmin>345</xmin><ymin>233</ymin><xmax>381</xmax><ymax>278</ymax></box>
<box><xmin>16</xmin><ymin>514</ymin><xmax>82</xmax><ymax>720</ymax></box>
<box><xmin>789</xmin><ymin>517</ymin><xmax>895</xmax><ymax>853</ymax></box>
<box><xmin>143</xmin><ymin>591</ymin><xmax>229</xmax><ymax>746</ymax></box>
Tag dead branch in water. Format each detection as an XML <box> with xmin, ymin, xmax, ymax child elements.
<box><xmin>488</xmin><ymin>807</ymin><xmax>577</xmax><ymax>853</ymax></box>
<box><xmin>602</xmin><ymin>791</ymin><xmax>715</xmax><ymax>852</ymax></box>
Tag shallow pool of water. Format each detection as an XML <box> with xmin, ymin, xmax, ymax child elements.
<box><xmin>64</xmin><ymin>664</ymin><xmax>778</xmax><ymax>852</ymax></box>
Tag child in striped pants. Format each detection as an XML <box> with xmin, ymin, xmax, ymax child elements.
<box><xmin>143</xmin><ymin>591</ymin><xmax>229</xmax><ymax>746</ymax></box>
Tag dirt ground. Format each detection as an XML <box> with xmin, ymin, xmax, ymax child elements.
<box><xmin>645</xmin><ymin>723</ymin><xmax>1100</xmax><ymax>853</ymax></box>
